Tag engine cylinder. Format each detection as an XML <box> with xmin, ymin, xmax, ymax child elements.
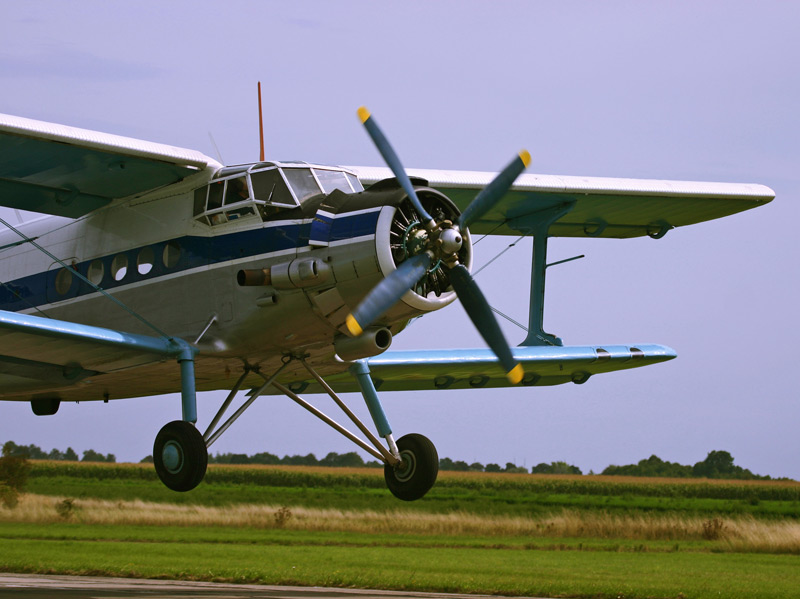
<box><xmin>374</xmin><ymin>188</ymin><xmax>472</xmax><ymax>314</ymax></box>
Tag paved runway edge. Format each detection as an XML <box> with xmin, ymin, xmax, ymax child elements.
<box><xmin>0</xmin><ymin>574</ymin><xmax>548</xmax><ymax>599</ymax></box>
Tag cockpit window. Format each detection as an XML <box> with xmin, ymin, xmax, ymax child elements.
<box><xmin>283</xmin><ymin>168</ymin><xmax>322</xmax><ymax>203</ymax></box>
<box><xmin>225</xmin><ymin>177</ymin><xmax>249</xmax><ymax>204</ymax></box>
<box><xmin>194</xmin><ymin>177</ymin><xmax>259</xmax><ymax>226</ymax></box>
<box><xmin>193</xmin><ymin>164</ymin><xmax>361</xmax><ymax>227</ymax></box>
<box><xmin>208</xmin><ymin>180</ymin><xmax>224</xmax><ymax>210</ymax></box>
<box><xmin>314</xmin><ymin>169</ymin><xmax>352</xmax><ymax>194</ymax></box>
<box><xmin>346</xmin><ymin>173</ymin><xmax>364</xmax><ymax>192</ymax></box>
<box><xmin>250</xmin><ymin>169</ymin><xmax>296</xmax><ymax>207</ymax></box>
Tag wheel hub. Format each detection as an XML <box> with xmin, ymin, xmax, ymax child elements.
<box><xmin>162</xmin><ymin>441</ymin><xmax>184</xmax><ymax>474</ymax></box>
<box><xmin>393</xmin><ymin>450</ymin><xmax>417</xmax><ymax>482</ymax></box>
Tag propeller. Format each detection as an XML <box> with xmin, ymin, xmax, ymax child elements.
<box><xmin>346</xmin><ymin>253</ymin><xmax>432</xmax><ymax>336</ymax></box>
<box><xmin>358</xmin><ymin>107</ymin><xmax>435</xmax><ymax>225</ymax></box>
<box><xmin>347</xmin><ymin>107</ymin><xmax>530</xmax><ymax>384</ymax></box>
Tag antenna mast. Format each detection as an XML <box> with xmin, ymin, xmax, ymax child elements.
<box><xmin>258</xmin><ymin>81</ymin><xmax>265</xmax><ymax>161</ymax></box>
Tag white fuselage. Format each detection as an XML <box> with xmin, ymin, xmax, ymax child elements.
<box><xmin>0</xmin><ymin>165</ymin><xmax>459</xmax><ymax>401</ymax></box>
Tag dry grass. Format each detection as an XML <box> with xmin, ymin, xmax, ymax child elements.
<box><xmin>2</xmin><ymin>493</ymin><xmax>799</xmax><ymax>553</ymax></box>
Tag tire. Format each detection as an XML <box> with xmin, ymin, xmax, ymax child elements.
<box><xmin>153</xmin><ymin>420</ymin><xmax>208</xmax><ymax>492</ymax></box>
<box><xmin>384</xmin><ymin>433</ymin><xmax>438</xmax><ymax>501</ymax></box>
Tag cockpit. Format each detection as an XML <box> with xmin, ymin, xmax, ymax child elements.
<box><xmin>193</xmin><ymin>162</ymin><xmax>363</xmax><ymax>226</ymax></box>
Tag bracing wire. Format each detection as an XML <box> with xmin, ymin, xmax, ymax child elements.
<box><xmin>0</xmin><ymin>216</ymin><xmax>174</xmax><ymax>341</ymax></box>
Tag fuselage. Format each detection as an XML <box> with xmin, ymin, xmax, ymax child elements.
<box><xmin>0</xmin><ymin>161</ymin><xmax>465</xmax><ymax>401</ymax></box>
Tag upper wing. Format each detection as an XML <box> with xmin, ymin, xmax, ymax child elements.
<box><xmin>0</xmin><ymin>113</ymin><xmax>222</xmax><ymax>218</ymax></box>
<box><xmin>348</xmin><ymin>166</ymin><xmax>774</xmax><ymax>238</ymax></box>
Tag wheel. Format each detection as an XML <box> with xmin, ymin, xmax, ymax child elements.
<box><xmin>384</xmin><ymin>433</ymin><xmax>438</xmax><ymax>501</ymax></box>
<box><xmin>153</xmin><ymin>420</ymin><xmax>208</xmax><ymax>492</ymax></box>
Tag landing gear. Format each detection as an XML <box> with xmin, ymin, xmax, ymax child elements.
<box><xmin>384</xmin><ymin>433</ymin><xmax>439</xmax><ymax>501</ymax></box>
<box><xmin>164</xmin><ymin>356</ymin><xmax>439</xmax><ymax>500</ymax></box>
<box><xmin>153</xmin><ymin>420</ymin><xmax>208</xmax><ymax>492</ymax></box>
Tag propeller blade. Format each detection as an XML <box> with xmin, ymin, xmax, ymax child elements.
<box><xmin>346</xmin><ymin>253</ymin><xmax>433</xmax><ymax>336</ymax></box>
<box><xmin>448</xmin><ymin>264</ymin><xmax>524</xmax><ymax>384</ymax></box>
<box><xmin>358</xmin><ymin>107</ymin><xmax>434</xmax><ymax>224</ymax></box>
<box><xmin>458</xmin><ymin>150</ymin><xmax>531</xmax><ymax>229</ymax></box>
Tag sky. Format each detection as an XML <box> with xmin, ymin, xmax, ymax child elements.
<box><xmin>1</xmin><ymin>1</ymin><xmax>798</xmax><ymax>479</ymax></box>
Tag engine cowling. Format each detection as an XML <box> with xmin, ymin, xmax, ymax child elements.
<box><xmin>374</xmin><ymin>187</ymin><xmax>472</xmax><ymax>315</ymax></box>
<box><xmin>230</xmin><ymin>183</ymin><xmax>473</xmax><ymax>353</ymax></box>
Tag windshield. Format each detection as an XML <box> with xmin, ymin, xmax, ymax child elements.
<box><xmin>250</xmin><ymin>169</ymin><xmax>296</xmax><ymax>207</ymax></box>
<box><xmin>193</xmin><ymin>164</ymin><xmax>362</xmax><ymax>227</ymax></box>
<box><xmin>282</xmin><ymin>168</ymin><xmax>322</xmax><ymax>203</ymax></box>
<box><xmin>314</xmin><ymin>169</ymin><xmax>352</xmax><ymax>194</ymax></box>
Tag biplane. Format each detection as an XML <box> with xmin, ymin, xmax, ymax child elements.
<box><xmin>0</xmin><ymin>105</ymin><xmax>773</xmax><ymax>500</ymax></box>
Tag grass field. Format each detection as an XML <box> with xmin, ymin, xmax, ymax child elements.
<box><xmin>2</xmin><ymin>461</ymin><xmax>800</xmax><ymax>598</ymax></box>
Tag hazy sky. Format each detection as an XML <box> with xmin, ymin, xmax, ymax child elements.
<box><xmin>1</xmin><ymin>2</ymin><xmax>798</xmax><ymax>479</ymax></box>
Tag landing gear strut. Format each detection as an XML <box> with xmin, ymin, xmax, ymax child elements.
<box><xmin>170</xmin><ymin>356</ymin><xmax>439</xmax><ymax>500</ymax></box>
<box><xmin>153</xmin><ymin>420</ymin><xmax>208</xmax><ymax>492</ymax></box>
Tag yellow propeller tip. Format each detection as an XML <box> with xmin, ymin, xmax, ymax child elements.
<box><xmin>519</xmin><ymin>150</ymin><xmax>532</xmax><ymax>168</ymax></box>
<box><xmin>507</xmin><ymin>363</ymin><xmax>524</xmax><ymax>385</ymax></box>
<box><xmin>346</xmin><ymin>314</ymin><xmax>363</xmax><ymax>336</ymax></box>
<box><xmin>357</xmin><ymin>106</ymin><xmax>371</xmax><ymax>123</ymax></box>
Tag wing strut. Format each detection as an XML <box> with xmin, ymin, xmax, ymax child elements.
<box><xmin>508</xmin><ymin>201</ymin><xmax>576</xmax><ymax>346</ymax></box>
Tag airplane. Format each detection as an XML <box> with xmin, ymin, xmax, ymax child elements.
<box><xmin>0</xmin><ymin>99</ymin><xmax>774</xmax><ymax>501</ymax></box>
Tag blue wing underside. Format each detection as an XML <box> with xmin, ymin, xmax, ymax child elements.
<box><xmin>0</xmin><ymin>308</ymin><xmax>674</xmax><ymax>402</ymax></box>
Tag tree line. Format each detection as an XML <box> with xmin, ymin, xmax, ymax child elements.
<box><xmin>1</xmin><ymin>440</ymin><xmax>776</xmax><ymax>480</ymax></box>
<box><xmin>601</xmin><ymin>450</ymin><xmax>772</xmax><ymax>480</ymax></box>
<box><xmin>2</xmin><ymin>441</ymin><xmax>115</xmax><ymax>463</ymax></box>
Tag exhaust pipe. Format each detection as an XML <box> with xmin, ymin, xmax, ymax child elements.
<box><xmin>335</xmin><ymin>327</ymin><xmax>392</xmax><ymax>361</ymax></box>
<box><xmin>238</xmin><ymin>258</ymin><xmax>330</xmax><ymax>289</ymax></box>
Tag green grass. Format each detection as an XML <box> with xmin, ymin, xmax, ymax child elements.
<box><xmin>2</xmin><ymin>526</ymin><xmax>799</xmax><ymax>598</ymax></box>
<box><xmin>6</xmin><ymin>462</ymin><xmax>800</xmax><ymax>598</ymax></box>
<box><xmin>29</xmin><ymin>462</ymin><xmax>800</xmax><ymax>502</ymax></box>
<box><xmin>26</xmin><ymin>464</ymin><xmax>800</xmax><ymax>518</ymax></box>
<box><xmin>0</xmin><ymin>521</ymin><xmax>715</xmax><ymax>552</ymax></box>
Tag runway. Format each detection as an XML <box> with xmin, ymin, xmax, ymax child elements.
<box><xmin>0</xmin><ymin>574</ymin><xmax>544</xmax><ymax>599</ymax></box>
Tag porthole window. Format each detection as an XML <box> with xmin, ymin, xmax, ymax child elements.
<box><xmin>87</xmin><ymin>260</ymin><xmax>104</xmax><ymax>285</ymax></box>
<box><xmin>55</xmin><ymin>268</ymin><xmax>73</xmax><ymax>295</ymax></box>
<box><xmin>137</xmin><ymin>247</ymin><xmax>154</xmax><ymax>275</ymax></box>
<box><xmin>163</xmin><ymin>241</ymin><xmax>181</xmax><ymax>268</ymax></box>
<box><xmin>111</xmin><ymin>254</ymin><xmax>128</xmax><ymax>281</ymax></box>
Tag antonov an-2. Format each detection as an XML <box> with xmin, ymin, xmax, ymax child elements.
<box><xmin>0</xmin><ymin>105</ymin><xmax>773</xmax><ymax>500</ymax></box>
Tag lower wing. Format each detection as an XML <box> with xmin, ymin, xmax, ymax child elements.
<box><xmin>270</xmin><ymin>345</ymin><xmax>676</xmax><ymax>395</ymax></box>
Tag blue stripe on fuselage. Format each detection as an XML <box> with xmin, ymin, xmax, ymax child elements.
<box><xmin>0</xmin><ymin>210</ymin><xmax>380</xmax><ymax>311</ymax></box>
